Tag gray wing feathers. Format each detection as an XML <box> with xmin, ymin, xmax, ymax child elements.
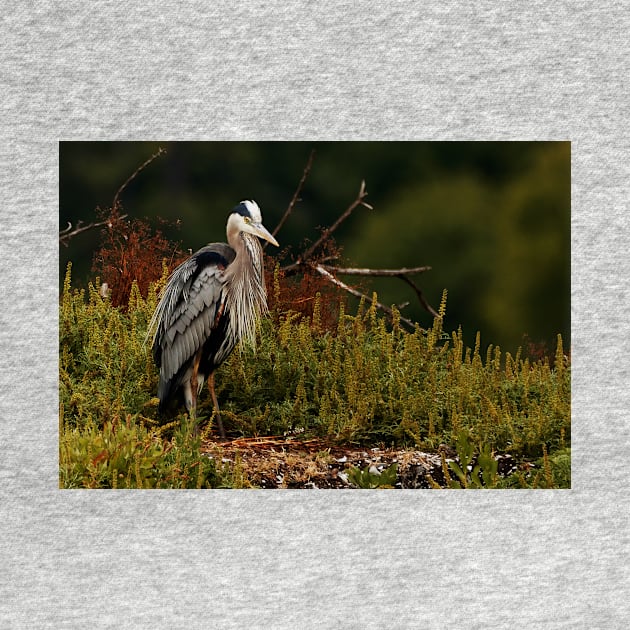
<box><xmin>155</xmin><ymin>262</ymin><xmax>226</xmax><ymax>385</ymax></box>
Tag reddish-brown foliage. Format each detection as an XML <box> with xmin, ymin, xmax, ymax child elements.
<box><xmin>522</xmin><ymin>334</ymin><xmax>561</xmax><ymax>369</ymax></box>
<box><xmin>265</xmin><ymin>260</ymin><xmax>348</xmax><ymax>333</ymax></box>
<box><xmin>92</xmin><ymin>204</ymin><xmax>187</xmax><ymax>308</ymax></box>
<box><xmin>92</xmin><ymin>203</ymin><xmax>348</xmax><ymax>331</ymax></box>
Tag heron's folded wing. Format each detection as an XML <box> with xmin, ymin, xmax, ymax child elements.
<box><xmin>157</xmin><ymin>263</ymin><xmax>226</xmax><ymax>384</ymax></box>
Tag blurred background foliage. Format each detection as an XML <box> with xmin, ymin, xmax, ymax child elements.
<box><xmin>59</xmin><ymin>141</ymin><xmax>569</xmax><ymax>353</ymax></box>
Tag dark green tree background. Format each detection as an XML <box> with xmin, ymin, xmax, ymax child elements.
<box><xmin>59</xmin><ymin>141</ymin><xmax>570</xmax><ymax>353</ymax></box>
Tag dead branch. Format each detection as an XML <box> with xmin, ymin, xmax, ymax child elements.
<box><xmin>59</xmin><ymin>215</ymin><xmax>128</xmax><ymax>247</ymax></box>
<box><xmin>275</xmin><ymin>173</ymin><xmax>438</xmax><ymax>324</ymax></box>
<box><xmin>322</xmin><ymin>265</ymin><xmax>432</xmax><ymax>277</ymax></box>
<box><xmin>299</xmin><ymin>180</ymin><xmax>372</xmax><ymax>263</ymax></box>
<box><xmin>281</xmin><ymin>180</ymin><xmax>373</xmax><ymax>276</ymax></box>
<box><xmin>266</xmin><ymin>149</ymin><xmax>315</xmax><ymax>247</ymax></box>
<box><xmin>397</xmin><ymin>274</ymin><xmax>440</xmax><ymax>318</ymax></box>
<box><xmin>112</xmin><ymin>146</ymin><xmax>167</xmax><ymax>209</ymax></box>
<box><xmin>60</xmin><ymin>147</ymin><xmax>166</xmax><ymax>247</ymax></box>
<box><xmin>313</xmin><ymin>264</ymin><xmax>420</xmax><ymax>332</ymax></box>
<box><xmin>322</xmin><ymin>264</ymin><xmax>439</xmax><ymax>318</ymax></box>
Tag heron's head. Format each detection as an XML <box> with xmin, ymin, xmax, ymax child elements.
<box><xmin>227</xmin><ymin>200</ymin><xmax>279</xmax><ymax>247</ymax></box>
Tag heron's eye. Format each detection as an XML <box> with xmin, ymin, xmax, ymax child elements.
<box><xmin>243</xmin><ymin>216</ymin><xmax>251</xmax><ymax>224</ymax></box>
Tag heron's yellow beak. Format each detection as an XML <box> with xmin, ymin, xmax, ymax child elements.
<box><xmin>252</xmin><ymin>222</ymin><xmax>279</xmax><ymax>247</ymax></box>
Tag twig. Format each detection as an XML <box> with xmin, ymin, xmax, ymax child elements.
<box><xmin>60</xmin><ymin>147</ymin><xmax>166</xmax><ymax>247</ymax></box>
<box><xmin>266</xmin><ymin>149</ymin><xmax>315</xmax><ymax>247</ymax></box>
<box><xmin>397</xmin><ymin>275</ymin><xmax>440</xmax><ymax>318</ymax></box>
<box><xmin>59</xmin><ymin>215</ymin><xmax>128</xmax><ymax>247</ymax></box>
<box><xmin>322</xmin><ymin>264</ymin><xmax>438</xmax><ymax>317</ymax></box>
<box><xmin>281</xmin><ymin>255</ymin><xmax>341</xmax><ymax>276</ymax></box>
<box><xmin>322</xmin><ymin>265</ymin><xmax>432</xmax><ymax>277</ymax></box>
<box><xmin>276</xmin><ymin>176</ymin><xmax>437</xmax><ymax>322</ymax></box>
<box><xmin>313</xmin><ymin>264</ymin><xmax>420</xmax><ymax>332</ymax></box>
<box><xmin>112</xmin><ymin>146</ymin><xmax>167</xmax><ymax>209</ymax></box>
<box><xmin>59</xmin><ymin>222</ymin><xmax>74</xmax><ymax>236</ymax></box>
<box><xmin>298</xmin><ymin>180</ymin><xmax>372</xmax><ymax>263</ymax></box>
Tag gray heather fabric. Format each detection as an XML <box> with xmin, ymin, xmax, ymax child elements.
<box><xmin>1</xmin><ymin>2</ymin><xmax>628</xmax><ymax>628</ymax></box>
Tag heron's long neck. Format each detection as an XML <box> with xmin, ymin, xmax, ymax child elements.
<box><xmin>224</xmin><ymin>233</ymin><xmax>267</xmax><ymax>347</ymax></box>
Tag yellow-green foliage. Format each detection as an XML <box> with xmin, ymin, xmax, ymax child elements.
<box><xmin>347</xmin><ymin>463</ymin><xmax>398</xmax><ymax>489</ymax></box>
<box><xmin>60</xmin><ymin>262</ymin><xmax>160</xmax><ymax>427</ymax></box>
<box><xmin>60</xmin><ymin>264</ymin><xmax>230</xmax><ymax>488</ymax></box>
<box><xmin>60</xmin><ymin>264</ymin><xmax>571</xmax><ymax>488</ymax></box>
<box><xmin>222</xmin><ymin>293</ymin><xmax>570</xmax><ymax>458</ymax></box>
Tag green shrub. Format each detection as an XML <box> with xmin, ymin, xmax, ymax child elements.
<box><xmin>59</xmin><ymin>264</ymin><xmax>571</xmax><ymax>488</ymax></box>
<box><xmin>219</xmin><ymin>295</ymin><xmax>570</xmax><ymax>459</ymax></box>
<box><xmin>434</xmin><ymin>430</ymin><xmax>499</xmax><ymax>489</ymax></box>
<box><xmin>347</xmin><ymin>463</ymin><xmax>398</xmax><ymax>489</ymax></box>
<box><xmin>59</xmin><ymin>413</ymin><xmax>230</xmax><ymax>489</ymax></box>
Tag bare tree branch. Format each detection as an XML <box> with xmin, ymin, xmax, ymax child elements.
<box><xmin>277</xmin><ymin>177</ymin><xmax>438</xmax><ymax>322</ymax></box>
<box><xmin>397</xmin><ymin>274</ymin><xmax>440</xmax><ymax>318</ymax></box>
<box><xmin>59</xmin><ymin>215</ymin><xmax>128</xmax><ymax>247</ymax></box>
<box><xmin>322</xmin><ymin>265</ymin><xmax>432</xmax><ymax>277</ymax></box>
<box><xmin>313</xmin><ymin>264</ymin><xmax>421</xmax><ymax>332</ymax></box>
<box><xmin>112</xmin><ymin>146</ymin><xmax>167</xmax><ymax>209</ymax></box>
<box><xmin>266</xmin><ymin>149</ymin><xmax>315</xmax><ymax>248</ymax></box>
<box><xmin>298</xmin><ymin>180</ymin><xmax>372</xmax><ymax>264</ymax></box>
<box><xmin>59</xmin><ymin>221</ymin><xmax>73</xmax><ymax>236</ymax></box>
<box><xmin>60</xmin><ymin>147</ymin><xmax>166</xmax><ymax>247</ymax></box>
<box><xmin>322</xmin><ymin>264</ymin><xmax>438</xmax><ymax>317</ymax></box>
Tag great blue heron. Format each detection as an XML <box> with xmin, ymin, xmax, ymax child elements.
<box><xmin>149</xmin><ymin>200</ymin><xmax>279</xmax><ymax>438</ymax></box>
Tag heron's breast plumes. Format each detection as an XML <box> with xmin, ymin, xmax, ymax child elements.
<box><xmin>224</xmin><ymin>233</ymin><xmax>268</xmax><ymax>350</ymax></box>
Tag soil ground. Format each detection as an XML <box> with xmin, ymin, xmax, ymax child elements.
<box><xmin>200</xmin><ymin>436</ymin><xmax>521</xmax><ymax>489</ymax></box>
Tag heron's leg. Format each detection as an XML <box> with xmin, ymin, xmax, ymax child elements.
<box><xmin>189</xmin><ymin>350</ymin><xmax>203</xmax><ymax>434</ymax></box>
<box><xmin>208</xmin><ymin>372</ymin><xmax>226</xmax><ymax>439</ymax></box>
